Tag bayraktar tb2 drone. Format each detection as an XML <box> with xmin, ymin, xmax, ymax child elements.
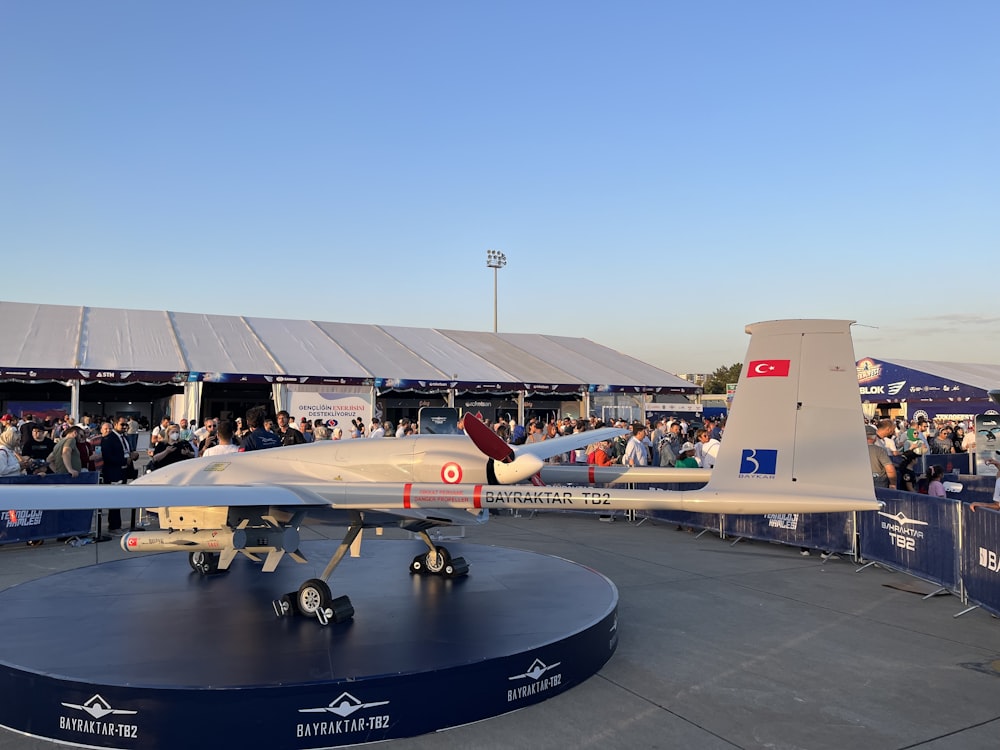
<box><xmin>1</xmin><ymin>319</ymin><xmax>881</xmax><ymax>625</ymax></box>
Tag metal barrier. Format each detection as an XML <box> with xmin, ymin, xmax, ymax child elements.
<box><xmin>857</xmin><ymin>489</ymin><xmax>960</xmax><ymax>593</ymax></box>
<box><xmin>630</xmin><ymin>481</ymin><xmax>1000</xmax><ymax>620</ymax></box>
<box><xmin>958</xmin><ymin>504</ymin><xmax>1000</xmax><ymax>617</ymax></box>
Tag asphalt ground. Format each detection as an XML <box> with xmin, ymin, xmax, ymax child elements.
<box><xmin>1</xmin><ymin>511</ymin><xmax>999</xmax><ymax>750</ymax></box>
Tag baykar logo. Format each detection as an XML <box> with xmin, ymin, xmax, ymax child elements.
<box><xmin>739</xmin><ymin>449</ymin><xmax>778</xmax><ymax>478</ymax></box>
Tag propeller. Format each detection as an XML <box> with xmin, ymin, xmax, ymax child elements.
<box><xmin>462</xmin><ymin>412</ymin><xmax>515</xmax><ymax>463</ymax></box>
<box><xmin>462</xmin><ymin>413</ymin><xmax>628</xmax><ymax>485</ymax></box>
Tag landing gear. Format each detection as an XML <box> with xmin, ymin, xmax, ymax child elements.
<box><xmin>189</xmin><ymin>551</ymin><xmax>221</xmax><ymax>575</ymax></box>
<box><xmin>273</xmin><ymin>578</ymin><xmax>354</xmax><ymax>625</ymax></box>
<box><xmin>296</xmin><ymin>578</ymin><xmax>331</xmax><ymax>616</ymax></box>
<box><xmin>272</xmin><ymin>515</ymin><xmax>364</xmax><ymax>626</ymax></box>
<box><xmin>409</xmin><ymin>533</ymin><xmax>469</xmax><ymax>578</ymax></box>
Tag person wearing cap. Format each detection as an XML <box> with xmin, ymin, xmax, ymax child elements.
<box><xmin>675</xmin><ymin>442</ymin><xmax>700</xmax><ymax>468</ymax></box>
<box><xmin>21</xmin><ymin>424</ymin><xmax>55</xmax><ymax>474</ymax></box>
<box><xmin>867</xmin><ymin>423</ymin><xmax>896</xmax><ymax>488</ymax></box>
<box><xmin>49</xmin><ymin>425</ymin><xmax>84</xmax><ymax>477</ymax></box>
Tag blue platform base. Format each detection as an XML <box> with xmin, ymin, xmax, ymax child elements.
<box><xmin>0</xmin><ymin>540</ymin><xmax>618</xmax><ymax>749</ymax></box>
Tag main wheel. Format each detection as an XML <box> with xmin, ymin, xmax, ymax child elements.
<box><xmin>189</xmin><ymin>551</ymin><xmax>220</xmax><ymax>575</ymax></box>
<box><xmin>297</xmin><ymin>578</ymin><xmax>332</xmax><ymax>616</ymax></box>
<box><xmin>423</xmin><ymin>546</ymin><xmax>450</xmax><ymax>574</ymax></box>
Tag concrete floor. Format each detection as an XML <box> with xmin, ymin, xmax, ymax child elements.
<box><xmin>1</xmin><ymin>511</ymin><xmax>999</xmax><ymax>750</ymax></box>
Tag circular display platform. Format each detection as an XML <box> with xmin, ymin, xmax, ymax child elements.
<box><xmin>0</xmin><ymin>539</ymin><xmax>618</xmax><ymax>749</ymax></box>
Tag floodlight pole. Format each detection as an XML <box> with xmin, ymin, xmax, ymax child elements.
<box><xmin>486</xmin><ymin>249</ymin><xmax>507</xmax><ymax>333</ymax></box>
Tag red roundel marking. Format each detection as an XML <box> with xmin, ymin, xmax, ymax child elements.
<box><xmin>441</xmin><ymin>462</ymin><xmax>463</xmax><ymax>484</ymax></box>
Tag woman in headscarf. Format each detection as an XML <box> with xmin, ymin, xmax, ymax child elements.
<box><xmin>586</xmin><ymin>439</ymin><xmax>612</xmax><ymax>466</ymax></box>
<box><xmin>0</xmin><ymin>427</ymin><xmax>26</xmax><ymax>477</ymax></box>
<box><xmin>951</xmin><ymin>426</ymin><xmax>968</xmax><ymax>453</ymax></box>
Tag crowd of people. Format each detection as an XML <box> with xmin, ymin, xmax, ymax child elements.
<box><xmin>0</xmin><ymin>408</ymin><xmax>730</xmax><ymax>487</ymax></box>
<box><xmin>475</xmin><ymin>413</ymin><xmax>724</xmax><ymax>469</ymax></box>
<box><xmin>865</xmin><ymin>415</ymin><xmax>978</xmax><ymax>494</ymax></box>
<box><xmin>3</xmin><ymin>406</ymin><xmax>986</xmax><ymax>510</ymax></box>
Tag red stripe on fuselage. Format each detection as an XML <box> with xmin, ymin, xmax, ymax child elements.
<box><xmin>474</xmin><ymin>485</ymin><xmax>482</xmax><ymax>509</ymax></box>
<box><xmin>589</xmin><ymin>466</ymin><xmax>596</xmax><ymax>484</ymax></box>
<box><xmin>403</xmin><ymin>484</ymin><xmax>412</xmax><ymax>509</ymax></box>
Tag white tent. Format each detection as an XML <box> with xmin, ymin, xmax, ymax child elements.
<box><xmin>0</xmin><ymin>301</ymin><xmax>696</xmax><ymax>394</ymax></box>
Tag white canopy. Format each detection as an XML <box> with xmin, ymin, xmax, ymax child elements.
<box><xmin>0</xmin><ymin>301</ymin><xmax>697</xmax><ymax>393</ymax></box>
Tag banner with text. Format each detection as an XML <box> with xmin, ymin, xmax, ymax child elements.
<box><xmin>961</xmin><ymin>505</ymin><xmax>1000</xmax><ymax>617</ymax></box>
<box><xmin>857</xmin><ymin>491</ymin><xmax>959</xmax><ymax>589</ymax></box>
<box><xmin>287</xmin><ymin>391</ymin><xmax>371</xmax><ymax>434</ymax></box>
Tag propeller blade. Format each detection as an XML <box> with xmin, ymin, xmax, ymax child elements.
<box><xmin>463</xmin><ymin>412</ymin><xmax>515</xmax><ymax>463</ymax></box>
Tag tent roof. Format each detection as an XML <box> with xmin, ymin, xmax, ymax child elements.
<box><xmin>0</xmin><ymin>301</ymin><xmax>698</xmax><ymax>393</ymax></box>
<box><xmin>859</xmin><ymin>357</ymin><xmax>1000</xmax><ymax>392</ymax></box>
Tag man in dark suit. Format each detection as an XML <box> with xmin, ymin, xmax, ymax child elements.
<box><xmin>101</xmin><ymin>418</ymin><xmax>135</xmax><ymax>532</ymax></box>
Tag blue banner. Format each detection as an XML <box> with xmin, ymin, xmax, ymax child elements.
<box><xmin>857</xmin><ymin>491</ymin><xmax>959</xmax><ymax>589</ymax></box>
<box><xmin>961</xmin><ymin>506</ymin><xmax>1000</xmax><ymax>617</ymax></box>
<box><xmin>855</xmin><ymin>358</ymin><xmax>992</xmax><ymax>420</ymax></box>
<box><xmin>0</xmin><ymin>472</ymin><xmax>98</xmax><ymax>545</ymax></box>
<box><xmin>723</xmin><ymin>511</ymin><xmax>853</xmax><ymax>553</ymax></box>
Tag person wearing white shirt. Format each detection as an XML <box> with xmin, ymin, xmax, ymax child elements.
<box><xmin>623</xmin><ymin>425</ymin><xmax>649</xmax><ymax>467</ymax></box>
<box><xmin>201</xmin><ymin>420</ymin><xmax>240</xmax><ymax>457</ymax></box>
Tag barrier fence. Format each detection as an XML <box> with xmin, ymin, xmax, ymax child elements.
<box><xmin>638</xmin><ymin>482</ymin><xmax>1000</xmax><ymax>619</ymax></box>
<box><xmin>0</xmin><ymin>472</ymin><xmax>98</xmax><ymax>545</ymax></box>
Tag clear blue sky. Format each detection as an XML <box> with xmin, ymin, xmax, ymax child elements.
<box><xmin>2</xmin><ymin>2</ymin><xmax>997</xmax><ymax>374</ymax></box>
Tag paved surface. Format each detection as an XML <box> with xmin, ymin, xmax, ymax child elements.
<box><xmin>1</xmin><ymin>511</ymin><xmax>999</xmax><ymax>749</ymax></box>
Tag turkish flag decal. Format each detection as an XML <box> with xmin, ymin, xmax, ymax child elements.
<box><xmin>747</xmin><ymin>359</ymin><xmax>791</xmax><ymax>378</ymax></box>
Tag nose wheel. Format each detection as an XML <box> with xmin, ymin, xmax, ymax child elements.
<box><xmin>273</xmin><ymin>578</ymin><xmax>354</xmax><ymax>626</ymax></box>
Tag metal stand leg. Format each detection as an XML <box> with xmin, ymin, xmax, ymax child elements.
<box><xmin>93</xmin><ymin>510</ymin><xmax>111</xmax><ymax>543</ymax></box>
<box><xmin>922</xmin><ymin>587</ymin><xmax>950</xmax><ymax>600</ymax></box>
